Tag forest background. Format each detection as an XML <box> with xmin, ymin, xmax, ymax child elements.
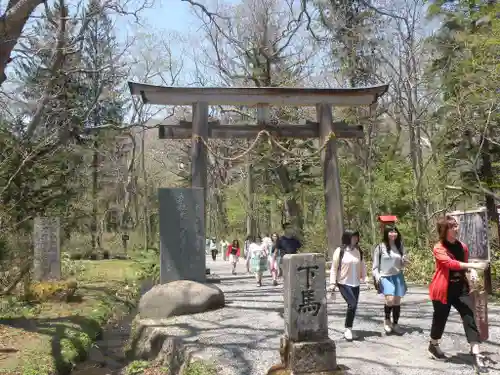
<box><xmin>0</xmin><ymin>0</ymin><xmax>499</xmax><ymax>292</ymax></box>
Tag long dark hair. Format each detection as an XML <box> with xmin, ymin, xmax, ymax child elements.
<box><xmin>383</xmin><ymin>225</ymin><xmax>403</xmax><ymax>255</ymax></box>
<box><xmin>232</xmin><ymin>239</ymin><xmax>240</xmax><ymax>248</ymax></box>
<box><xmin>341</xmin><ymin>229</ymin><xmax>363</xmax><ymax>259</ymax></box>
<box><xmin>341</xmin><ymin>229</ymin><xmax>359</xmax><ymax>249</ymax></box>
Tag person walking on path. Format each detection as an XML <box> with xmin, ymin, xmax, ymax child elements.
<box><xmin>262</xmin><ymin>233</ymin><xmax>273</xmax><ymax>276</ymax></box>
<box><xmin>244</xmin><ymin>235</ymin><xmax>252</xmax><ymax>273</ymax></box>
<box><xmin>275</xmin><ymin>223</ymin><xmax>302</xmax><ymax>256</ymax></box>
<box><xmin>226</xmin><ymin>239</ymin><xmax>241</xmax><ymax>275</ymax></box>
<box><xmin>372</xmin><ymin>225</ymin><xmax>409</xmax><ymax>335</ymax></box>
<box><xmin>248</xmin><ymin>236</ymin><xmax>268</xmax><ymax>287</ymax></box>
<box><xmin>427</xmin><ymin>215</ymin><xmax>489</xmax><ymax>373</ymax></box>
<box><xmin>329</xmin><ymin>229</ymin><xmax>368</xmax><ymax>341</ymax></box>
<box><xmin>269</xmin><ymin>233</ymin><xmax>281</xmax><ymax>286</ymax></box>
<box><xmin>220</xmin><ymin>238</ymin><xmax>229</xmax><ymax>261</ymax></box>
<box><xmin>209</xmin><ymin>237</ymin><xmax>218</xmax><ymax>261</ymax></box>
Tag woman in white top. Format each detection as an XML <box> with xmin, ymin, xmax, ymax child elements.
<box><xmin>248</xmin><ymin>235</ymin><xmax>268</xmax><ymax>286</ymax></box>
<box><xmin>329</xmin><ymin>229</ymin><xmax>368</xmax><ymax>341</ymax></box>
<box><xmin>372</xmin><ymin>225</ymin><xmax>408</xmax><ymax>335</ymax></box>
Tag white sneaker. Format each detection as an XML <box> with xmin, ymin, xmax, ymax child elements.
<box><xmin>344</xmin><ymin>328</ymin><xmax>353</xmax><ymax>341</ymax></box>
<box><xmin>392</xmin><ymin>324</ymin><xmax>403</xmax><ymax>335</ymax></box>
<box><xmin>384</xmin><ymin>320</ymin><xmax>393</xmax><ymax>334</ymax></box>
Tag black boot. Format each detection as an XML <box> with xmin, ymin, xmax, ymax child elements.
<box><xmin>428</xmin><ymin>342</ymin><xmax>446</xmax><ymax>360</ymax></box>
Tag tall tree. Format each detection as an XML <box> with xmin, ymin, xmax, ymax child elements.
<box><xmin>196</xmin><ymin>0</ymin><xmax>315</xmax><ymax>235</ymax></box>
<box><xmin>80</xmin><ymin>0</ymin><xmax>126</xmax><ymax>250</ymax></box>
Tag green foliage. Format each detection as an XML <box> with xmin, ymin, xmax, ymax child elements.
<box><xmin>125</xmin><ymin>360</ymin><xmax>154</xmax><ymax>375</ymax></box>
<box><xmin>28</xmin><ymin>280</ymin><xmax>78</xmax><ymax>303</ymax></box>
<box><xmin>134</xmin><ymin>248</ymin><xmax>161</xmax><ymax>283</ymax></box>
<box><xmin>182</xmin><ymin>360</ymin><xmax>218</xmax><ymax>375</ymax></box>
<box><xmin>61</xmin><ymin>252</ymin><xmax>87</xmax><ymax>277</ymax></box>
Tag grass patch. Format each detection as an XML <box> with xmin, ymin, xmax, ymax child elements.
<box><xmin>0</xmin><ymin>259</ymin><xmax>141</xmax><ymax>375</ymax></box>
<box><xmin>183</xmin><ymin>360</ymin><xmax>218</xmax><ymax>375</ymax></box>
<box><xmin>122</xmin><ymin>359</ymin><xmax>217</xmax><ymax>375</ymax></box>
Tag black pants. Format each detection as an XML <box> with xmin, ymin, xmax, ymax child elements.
<box><xmin>337</xmin><ymin>284</ymin><xmax>360</xmax><ymax>328</ymax></box>
<box><xmin>211</xmin><ymin>250</ymin><xmax>217</xmax><ymax>261</ymax></box>
<box><xmin>430</xmin><ymin>281</ymin><xmax>480</xmax><ymax>343</ymax></box>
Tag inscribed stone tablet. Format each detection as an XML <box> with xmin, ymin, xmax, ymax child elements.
<box><xmin>282</xmin><ymin>253</ymin><xmax>328</xmax><ymax>342</ymax></box>
<box><xmin>158</xmin><ymin>188</ymin><xmax>205</xmax><ymax>284</ymax></box>
<box><xmin>33</xmin><ymin>217</ymin><xmax>61</xmax><ymax>281</ymax></box>
<box><xmin>449</xmin><ymin>209</ymin><xmax>490</xmax><ymax>261</ymax></box>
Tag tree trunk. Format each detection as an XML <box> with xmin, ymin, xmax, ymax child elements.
<box><xmin>246</xmin><ymin>159</ymin><xmax>257</xmax><ymax>237</ymax></box>
<box><xmin>141</xmin><ymin>127</ymin><xmax>150</xmax><ymax>249</ymax></box>
<box><xmin>480</xmin><ymin>136</ymin><xmax>495</xmax><ymax>295</ymax></box>
<box><xmin>275</xmin><ymin>164</ymin><xmax>303</xmax><ymax>233</ymax></box>
<box><xmin>0</xmin><ymin>0</ymin><xmax>45</xmax><ymax>87</ymax></box>
<box><xmin>91</xmin><ymin>139</ymin><xmax>98</xmax><ymax>251</ymax></box>
<box><xmin>214</xmin><ymin>190</ymin><xmax>229</xmax><ymax>237</ymax></box>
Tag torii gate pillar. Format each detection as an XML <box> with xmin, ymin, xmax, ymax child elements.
<box><xmin>191</xmin><ymin>102</ymin><xmax>209</xmax><ymax>204</ymax></box>
<box><xmin>317</xmin><ymin>103</ymin><xmax>344</xmax><ymax>260</ymax></box>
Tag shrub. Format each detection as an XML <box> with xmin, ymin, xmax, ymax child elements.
<box><xmin>69</xmin><ymin>252</ymin><xmax>83</xmax><ymax>260</ymax></box>
<box><xmin>182</xmin><ymin>360</ymin><xmax>217</xmax><ymax>375</ymax></box>
<box><xmin>29</xmin><ymin>280</ymin><xmax>78</xmax><ymax>302</ymax></box>
<box><xmin>124</xmin><ymin>360</ymin><xmax>152</xmax><ymax>375</ymax></box>
<box><xmin>62</xmin><ymin>252</ymin><xmax>86</xmax><ymax>277</ymax></box>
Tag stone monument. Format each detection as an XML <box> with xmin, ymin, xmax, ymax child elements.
<box><xmin>280</xmin><ymin>253</ymin><xmax>337</xmax><ymax>374</ymax></box>
<box><xmin>33</xmin><ymin>216</ymin><xmax>61</xmax><ymax>281</ymax></box>
<box><xmin>158</xmin><ymin>188</ymin><xmax>205</xmax><ymax>284</ymax></box>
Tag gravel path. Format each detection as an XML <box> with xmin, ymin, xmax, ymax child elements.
<box><xmin>163</xmin><ymin>258</ymin><xmax>500</xmax><ymax>375</ymax></box>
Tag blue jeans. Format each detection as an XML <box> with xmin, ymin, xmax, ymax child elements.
<box><xmin>337</xmin><ymin>284</ymin><xmax>360</xmax><ymax>328</ymax></box>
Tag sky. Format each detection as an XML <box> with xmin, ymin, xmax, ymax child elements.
<box><xmin>147</xmin><ymin>1</ymin><xmax>196</xmax><ymax>34</ymax></box>
<box><xmin>2</xmin><ymin>0</ymin><xmax>441</xmax><ymax>102</ymax></box>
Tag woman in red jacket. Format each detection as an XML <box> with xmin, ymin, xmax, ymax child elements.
<box><xmin>226</xmin><ymin>239</ymin><xmax>241</xmax><ymax>275</ymax></box>
<box><xmin>428</xmin><ymin>215</ymin><xmax>488</xmax><ymax>373</ymax></box>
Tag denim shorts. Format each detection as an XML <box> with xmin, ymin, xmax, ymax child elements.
<box><xmin>380</xmin><ymin>272</ymin><xmax>407</xmax><ymax>297</ymax></box>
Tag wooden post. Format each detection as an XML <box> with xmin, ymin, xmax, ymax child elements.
<box><xmin>317</xmin><ymin>103</ymin><xmax>344</xmax><ymax>260</ymax></box>
<box><xmin>191</xmin><ymin>102</ymin><xmax>209</xmax><ymax>200</ymax></box>
<box><xmin>246</xmin><ymin>105</ymin><xmax>268</xmax><ymax>237</ymax></box>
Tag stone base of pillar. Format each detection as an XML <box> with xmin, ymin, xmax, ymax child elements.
<box><xmin>289</xmin><ymin>339</ymin><xmax>337</xmax><ymax>374</ymax></box>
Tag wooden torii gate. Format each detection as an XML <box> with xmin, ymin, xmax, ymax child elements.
<box><xmin>128</xmin><ymin>83</ymin><xmax>388</xmax><ymax>256</ymax></box>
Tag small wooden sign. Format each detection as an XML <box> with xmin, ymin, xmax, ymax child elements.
<box><xmin>448</xmin><ymin>208</ymin><xmax>490</xmax><ymax>261</ymax></box>
<box><xmin>470</xmin><ymin>289</ymin><xmax>489</xmax><ymax>341</ymax></box>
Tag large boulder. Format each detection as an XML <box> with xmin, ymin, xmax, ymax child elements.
<box><xmin>138</xmin><ymin>280</ymin><xmax>225</xmax><ymax>320</ymax></box>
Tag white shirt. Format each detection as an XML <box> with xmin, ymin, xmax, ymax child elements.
<box><xmin>219</xmin><ymin>240</ymin><xmax>229</xmax><ymax>252</ymax></box>
<box><xmin>262</xmin><ymin>236</ymin><xmax>273</xmax><ymax>253</ymax></box>
<box><xmin>329</xmin><ymin>246</ymin><xmax>366</xmax><ymax>287</ymax></box>
<box><xmin>341</xmin><ymin>250</ymin><xmax>362</xmax><ymax>287</ymax></box>
<box><xmin>372</xmin><ymin>243</ymin><xmax>404</xmax><ymax>279</ymax></box>
<box><xmin>248</xmin><ymin>243</ymin><xmax>267</xmax><ymax>259</ymax></box>
<box><xmin>209</xmin><ymin>240</ymin><xmax>217</xmax><ymax>251</ymax></box>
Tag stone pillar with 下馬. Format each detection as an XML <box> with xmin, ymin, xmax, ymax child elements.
<box><xmin>33</xmin><ymin>216</ymin><xmax>61</xmax><ymax>281</ymax></box>
<box><xmin>278</xmin><ymin>253</ymin><xmax>337</xmax><ymax>375</ymax></box>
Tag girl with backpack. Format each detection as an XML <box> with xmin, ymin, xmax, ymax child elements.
<box><xmin>372</xmin><ymin>225</ymin><xmax>409</xmax><ymax>335</ymax></box>
<box><xmin>329</xmin><ymin>229</ymin><xmax>368</xmax><ymax>341</ymax></box>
